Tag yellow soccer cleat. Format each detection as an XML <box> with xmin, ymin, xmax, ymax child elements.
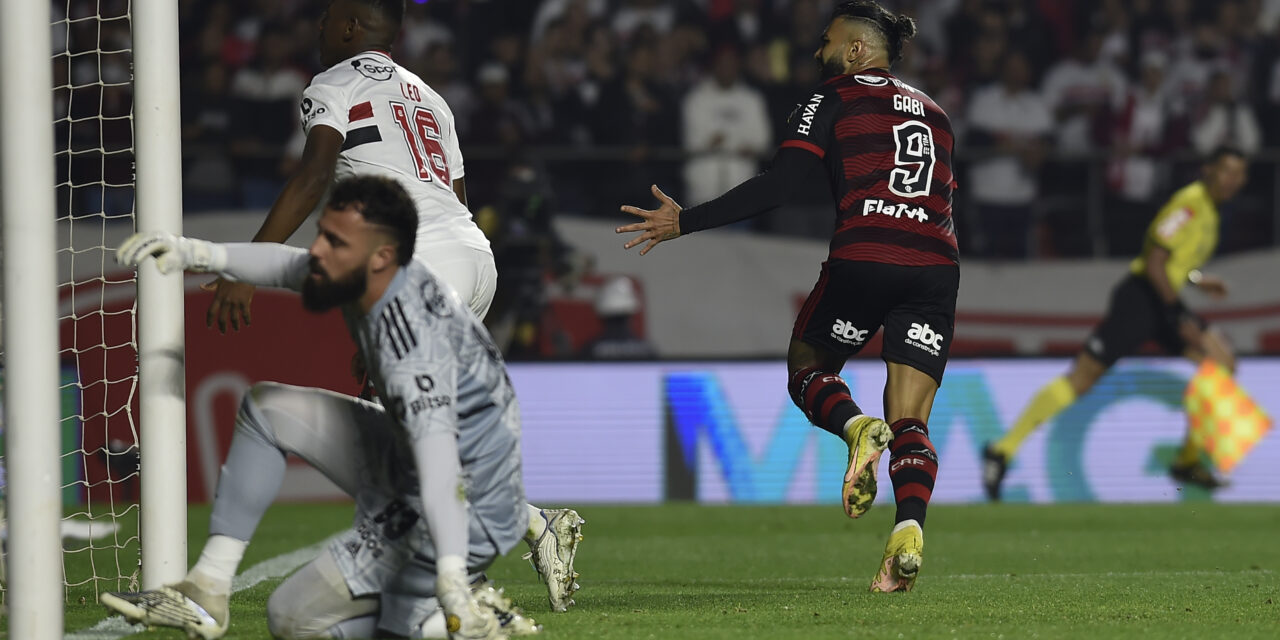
<box><xmin>870</xmin><ymin>520</ymin><xmax>923</xmax><ymax>593</ymax></box>
<box><xmin>841</xmin><ymin>415</ymin><xmax>892</xmax><ymax>518</ymax></box>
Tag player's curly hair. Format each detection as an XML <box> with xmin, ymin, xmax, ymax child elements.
<box><xmin>832</xmin><ymin>1</ymin><xmax>917</xmax><ymax>64</ymax></box>
<box><xmin>327</xmin><ymin>175</ymin><xmax>418</xmax><ymax>266</ymax></box>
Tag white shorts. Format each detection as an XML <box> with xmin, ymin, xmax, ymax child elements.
<box><xmin>413</xmin><ymin>243</ymin><xmax>496</xmax><ymax>320</ymax></box>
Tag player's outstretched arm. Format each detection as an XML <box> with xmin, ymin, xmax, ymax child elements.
<box><xmin>118</xmin><ymin>232</ymin><xmax>310</xmax><ymax>291</ymax></box>
<box><xmin>615</xmin><ymin>147</ymin><xmax>821</xmax><ymax>256</ymax></box>
<box><xmin>205</xmin><ymin>126</ymin><xmax>345</xmax><ymax>333</ymax></box>
<box><xmin>617</xmin><ymin>184</ymin><xmax>683</xmax><ymax>256</ymax></box>
<box><xmin>118</xmin><ymin>232</ymin><xmax>226</xmax><ymax>274</ymax></box>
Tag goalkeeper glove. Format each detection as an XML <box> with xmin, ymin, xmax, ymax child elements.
<box><xmin>116</xmin><ymin>232</ymin><xmax>226</xmax><ymax>275</ymax></box>
<box><xmin>436</xmin><ymin>555</ymin><xmax>504</xmax><ymax>640</ymax></box>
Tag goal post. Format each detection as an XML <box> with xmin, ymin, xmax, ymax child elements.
<box><xmin>2</xmin><ymin>0</ymin><xmax>66</xmax><ymax>638</ymax></box>
<box><xmin>134</xmin><ymin>0</ymin><xmax>188</xmax><ymax>590</ymax></box>
<box><xmin>1</xmin><ymin>0</ymin><xmax>187</xmax><ymax>632</ymax></box>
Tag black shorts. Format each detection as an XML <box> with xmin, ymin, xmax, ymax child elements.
<box><xmin>793</xmin><ymin>260</ymin><xmax>959</xmax><ymax>385</ymax></box>
<box><xmin>1085</xmin><ymin>274</ymin><xmax>1205</xmax><ymax>366</ymax></box>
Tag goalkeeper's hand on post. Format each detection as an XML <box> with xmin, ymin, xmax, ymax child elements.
<box><xmin>116</xmin><ymin>232</ymin><xmax>226</xmax><ymax>275</ymax></box>
<box><xmin>436</xmin><ymin>556</ymin><xmax>506</xmax><ymax>640</ymax></box>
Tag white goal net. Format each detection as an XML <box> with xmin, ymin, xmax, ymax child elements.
<box><xmin>52</xmin><ymin>0</ymin><xmax>141</xmax><ymax>599</ymax></box>
<box><xmin>0</xmin><ymin>0</ymin><xmax>139</xmax><ymax>606</ymax></box>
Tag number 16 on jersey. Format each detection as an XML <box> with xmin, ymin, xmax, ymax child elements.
<box><xmin>390</xmin><ymin>100</ymin><xmax>450</xmax><ymax>184</ymax></box>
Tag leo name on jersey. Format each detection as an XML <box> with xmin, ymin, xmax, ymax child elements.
<box><xmin>301</xmin><ymin>51</ymin><xmax>490</xmax><ymax>253</ymax></box>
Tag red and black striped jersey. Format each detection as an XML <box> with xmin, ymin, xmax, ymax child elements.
<box><xmin>780</xmin><ymin>68</ymin><xmax>958</xmax><ymax>266</ymax></box>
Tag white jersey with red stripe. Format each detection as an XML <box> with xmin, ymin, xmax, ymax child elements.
<box><xmin>300</xmin><ymin>50</ymin><xmax>491</xmax><ymax>255</ymax></box>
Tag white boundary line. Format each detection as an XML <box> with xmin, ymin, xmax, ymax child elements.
<box><xmin>65</xmin><ymin>536</ymin><xmax>337</xmax><ymax>640</ymax></box>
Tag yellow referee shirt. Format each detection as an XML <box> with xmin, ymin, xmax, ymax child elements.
<box><xmin>1129</xmin><ymin>180</ymin><xmax>1219</xmax><ymax>293</ymax></box>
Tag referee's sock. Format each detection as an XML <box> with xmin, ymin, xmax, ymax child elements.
<box><xmin>788</xmin><ymin>367</ymin><xmax>863</xmax><ymax>439</ymax></box>
<box><xmin>992</xmin><ymin>376</ymin><xmax>1076</xmax><ymax>459</ymax></box>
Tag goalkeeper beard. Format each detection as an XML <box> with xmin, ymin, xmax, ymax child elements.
<box><xmin>302</xmin><ymin>258</ymin><xmax>367</xmax><ymax>312</ymax></box>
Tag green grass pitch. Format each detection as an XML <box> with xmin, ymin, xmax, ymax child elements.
<box><xmin>22</xmin><ymin>502</ymin><xmax>1280</xmax><ymax>638</ymax></box>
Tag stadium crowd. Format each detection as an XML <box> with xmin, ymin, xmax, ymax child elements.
<box><xmin>57</xmin><ymin>0</ymin><xmax>1280</xmax><ymax>259</ymax></box>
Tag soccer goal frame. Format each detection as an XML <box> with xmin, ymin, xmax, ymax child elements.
<box><xmin>1</xmin><ymin>0</ymin><xmax>186</xmax><ymax>637</ymax></box>
<box><xmin>133</xmin><ymin>0</ymin><xmax>189</xmax><ymax>592</ymax></box>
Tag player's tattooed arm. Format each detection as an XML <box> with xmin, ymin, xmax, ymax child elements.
<box><xmin>617</xmin><ymin>184</ymin><xmax>684</xmax><ymax>256</ymax></box>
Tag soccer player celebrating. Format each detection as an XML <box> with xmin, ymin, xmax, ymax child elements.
<box><xmin>207</xmin><ymin>0</ymin><xmax>583</xmax><ymax>610</ymax></box>
<box><xmin>104</xmin><ymin>177</ymin><xmax>534</xmax><ymax>639</ymax></box>
<box><xmin>983</xmin><ymin>147</ymin><xmax>1252</xmax><ymax>499</ymax></box>
<box><xmin>617</xmin><ymin>1</ymin><xmax>955</xmax><ymax>593</ymax></box>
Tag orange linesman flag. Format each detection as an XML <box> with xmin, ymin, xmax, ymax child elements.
<box><xmin>1184</xmin><ymin>360</ymin><xmax>1273</xmax><ymax>473</ymax></box>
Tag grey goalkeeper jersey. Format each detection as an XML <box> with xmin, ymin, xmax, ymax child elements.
<box><xmin>343</xmin><ymin>263</ymin><xmax>526</xmax><ymax>554</ymax></box>
<box><xmin>219</xmin><ymin>244</ymin><xmax>527</xmax><ymax>556</ymax></box>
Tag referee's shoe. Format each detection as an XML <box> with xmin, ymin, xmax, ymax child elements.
<box><xmin>981</xmin><ymin>443</ymin><xmax>1009</xmax><ymax>502</ymax></box>
<box><xmin>1170</xmin><ymin>461</ymin><xmax>1227</xmax><ymax>490</ymax></box>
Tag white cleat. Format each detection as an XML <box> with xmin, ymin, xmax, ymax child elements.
<box><xmin>100</xmin><ymin>581</ymin><xmax>229</xmax><ymax>640</ymax></box>
<box><xmin>522</xmin><ymin>508</ymin><xmax>585</xmax><ymax>612</ymax></box>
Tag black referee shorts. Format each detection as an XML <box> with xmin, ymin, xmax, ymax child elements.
<box><xmin>1084</xmin><ymin>274</ymin><xmax>1206</xmax><ymax>366</ymax></box>
<box><xmin>792</xmin><ymin>260</ymin><xmax>959</xmax><ymax>385</ymax></box>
